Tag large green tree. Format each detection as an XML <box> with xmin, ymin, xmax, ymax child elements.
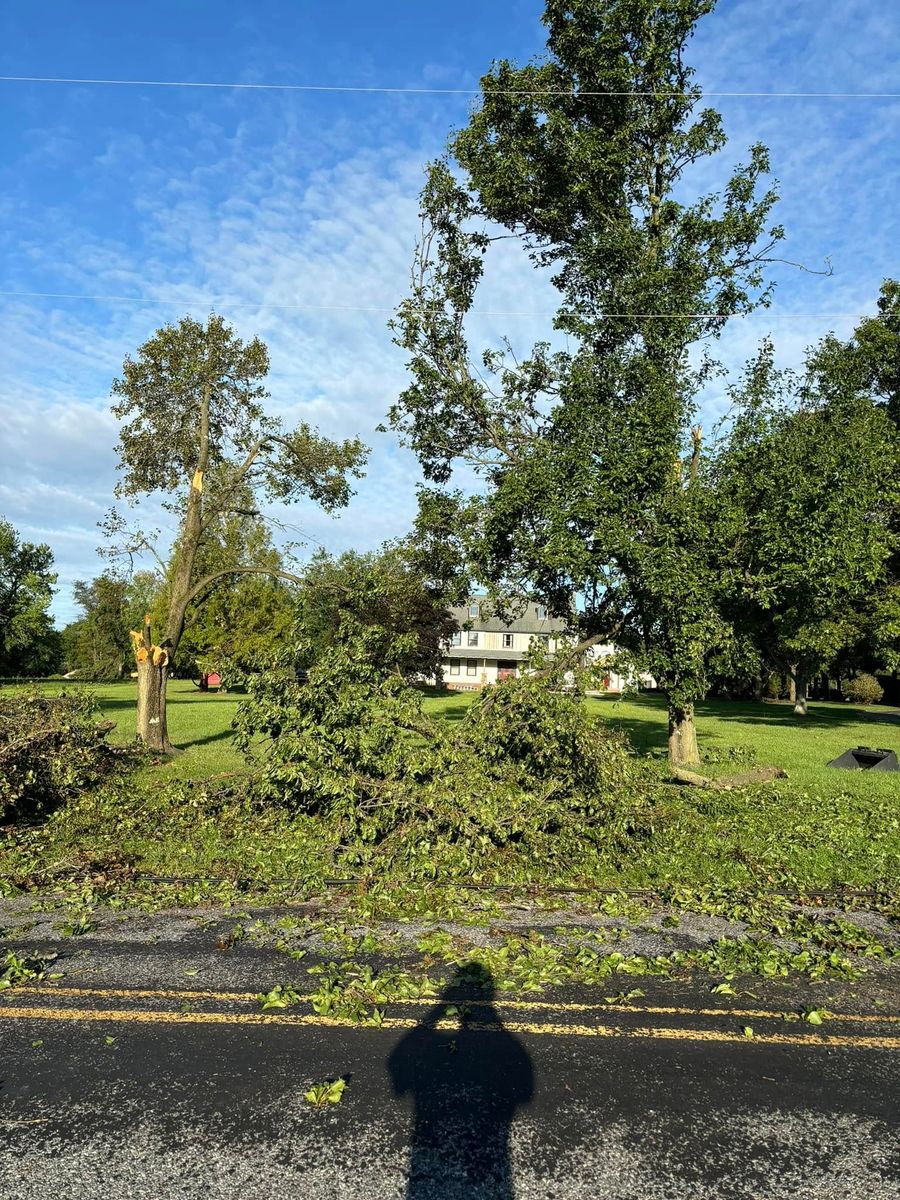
<box><xmin>809</xmin><ymin>281</ymin><xmax>900</xmax><ymax>684</ymax></box>
<box><xmin>0</xmin><ymin>518</ymin><xmax>61</xmax><ymax>676</ymax></box>
<box><xmin>844</xmin><ymin>279</ymin><xmax>900</xmax><ymax>428</ymax></box>
<box><xmin>717</xmin><ymin>342</ymin><xmax>900</xmax><ymax>715</ymax></box>
<box><xmin>108</xmin><ymin>313</ymin><xmax>367</xmax><ymax>752</ymax></box>
<box><xmin>389</xmin><ymin>0</ymin><xmax>784</xmax><ymax>762</ymax></box>
<box><xmin>65</xmin><ymin>574</ymin><xmax>131</xmax><ymax>679</ymax></box>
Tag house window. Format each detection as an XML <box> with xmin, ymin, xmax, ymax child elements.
<box><xmin>449</xmin><ymin>631</ymin><xmax>461</xmax><ymax>647</ymax></box>
<box><xmin>467</xmin><ymin>631</ymin><xmax>479</xmax><ymax>647</ymax></box>
<box><xmin>468</xmin><ymin>603</ymin><xmax>479</xmax><ymax>618</ymax></box>
<box><xmin>466</xmin><ymin>659</ymin><xmax>477</xmax><ymax>676</ymax></box>
<box><xmin>535</xmin><ymin>605</ymin><xmax>548</xmax><ymax>619</ymax></box>
<box><xmin>449</xmin><ymin>660</ymin><xmax>460</xmax><ymax>675</ymax></box>
<box><xmin>537</xmin><ymin>634</ymin><xmax>550</xmax><ymax>648</ymax></box>
<box><xmin>502</xmin><ymin>632</ymin><xmax>514</xmax><ymax>649</ymax></box>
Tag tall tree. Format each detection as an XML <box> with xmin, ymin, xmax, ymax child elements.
<box><xmin>845</xmin><ymin>279</ymin><xmax>900</xmax><ymax>428</ymax></box>
<box><xmin>389</xmin><ymin>0</ymin><xmax>785</xmax><ymax>762</ymax></box>
<box><xmin>717</xmin><ymin>343</ymin><xmax>900</xmax><ymax>715</ymax></box>
<box><xmin>812</xmin><ymin>281</ymin><xmax>900</xmax><ymax>682</ymax></box>
<box><xmin>108</xmin><ymin>313</ymin><xmax>367</xmax><ymax>752</ymax></box>
<box><xmin>68</xmin><ymin>574</ymin><xmax>131</xmax><ymax>679</ymax></box>
<box><xmin>0</xmin><ymin>518</ymin><xmax>60</xmax><ymax>676</ymax></box>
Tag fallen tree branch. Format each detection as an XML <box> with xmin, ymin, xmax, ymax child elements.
<box><xmin>670</xmin><ymin>766</ymin><xmax>714</xmax><ymax>788</ymax></box>
<box><xmin>671</xmin><ymin>765</ymin><xmax>788</xmax><ymax>790</ymax></box>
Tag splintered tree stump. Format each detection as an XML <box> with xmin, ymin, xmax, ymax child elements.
<box><xmin>672</xmin><ymin>765</ymin><xmax>788</xmax><ymax>790</ymax></box>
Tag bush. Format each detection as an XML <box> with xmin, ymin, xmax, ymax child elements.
<box><xmin>232</xmin><ymin>628</ymin><xmax>653</xmax><ymax>882</ymax></box>
<box><xmin>0</xmin><ymin>690</ymin><xmax>130</xmax><ymax>823</ymax></box>
<box><xmin>843</xmin><ymin>674</ymin><xmax>884</xmax><ymax>706</ymax></box>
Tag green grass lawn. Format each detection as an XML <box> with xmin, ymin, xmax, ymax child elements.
<box><xmin>423</xmin><ymin>688</ymin><xmax>900</xmax><ymax>801</ymax></box>
<box><xmin>11</xmin><ymin>680</ymin><xmax>900</xmax><ymax>797</ymax></box>
<box><xmin>4</xmin><ymin>681</ymin><xmax>898</xmax><ymax>898</ymax></box>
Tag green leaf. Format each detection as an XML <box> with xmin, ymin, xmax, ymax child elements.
<box><xmin>803</xmin><ymin>1008</ymin><xmax>829</xmax><ymax>1025</ymax></box>
<box><xmin>257</xmin><ymin>983</ymin><xmax>301</xmax><ymax>1011</ymax></box>
<box><xmin>304</xmin><ymin>1078</ymin><xmax>347</xmax><ymax>1107</ymax></box>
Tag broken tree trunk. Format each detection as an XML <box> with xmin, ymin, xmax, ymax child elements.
<box><xmin>667</xmin><ymin>704</ymin><xmax>700</xmax><ymax>766</ymax></box>
<box><xmin>131</xmin><ymin>616</ymin><xmax>175</xmax><ymax>755</ymax></box>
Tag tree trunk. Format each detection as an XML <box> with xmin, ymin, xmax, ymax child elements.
<box><xmin>136</xmin><ymin>655</ymin><xmax>174</xmax><ymax>754</ymax></box>
<box><xmin>132</xmin><ymin>614</ymin><xmax>176</xmax><ymax>754</ymax></box>
<box><xmin>668</xmin><ymin>704</ymin><xmax>700</xmax><ymax>765</ymax></box>
<box><xmin>793</xmin><ymin>666</ymin><xmax>809</xmax><ymax>716</ymax></box>
<box><xmin>134</xmin><ymin>377</ymin><xmax>211</xmax><ymax>754</ymax></box>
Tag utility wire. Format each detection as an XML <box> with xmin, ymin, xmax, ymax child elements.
<box><xmin>0</xmin><ymin>289</ymin><xmax>876</xmax><ymax>320</ymax></box>
<box><xmin>2</xmin><ymin>75</ymin><xmax>900</xmax><ymax>99</ymax></box>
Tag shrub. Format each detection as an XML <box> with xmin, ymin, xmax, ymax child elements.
<box><xmin>0</xmin><ymin>690</ymin><xmax>130</xmax><ymax>823</ymax></box>
<box><xmin>843</xmin><ymin>674</ymin><xmax>884</xmax><ymax>706</ymax></box>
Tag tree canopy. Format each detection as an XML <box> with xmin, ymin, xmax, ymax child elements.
<box><xmin>0</xmin><ymin>518</ymin><xmax>61</xmax><ymax>677</ymax></box>
<box><xmin>716</xmin><ymin>341</ymin><xmax>900</xmax><ymax>713</ymax></box>
<box><xmin>108</xmin><ymin>313</ymin><xmax>368</xmax><ymax>751</ymax></box>
<box><xmin>291</xmin><ymin>544</ymin><xmax>457</xmax><ymax>681</ymax></box>
<box><xmin>389</xmin><ymin>0</ymin><xmax>785</xmax><ymax>762</ymax></box>
<box><xmin>66</xmin><ymin>574</ymin><xmax>131</xmax><ymax>680</ymax></box>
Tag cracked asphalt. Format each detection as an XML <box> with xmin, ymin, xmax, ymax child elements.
<box><xmin>1</xmin><ymin>902</ymin><xmax>898</xmax><ymax>1199</ymax></box>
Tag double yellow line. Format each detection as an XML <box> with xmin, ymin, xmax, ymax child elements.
<box><xmin>3</xmin><ymin>985</ymin><xmax>899</xmax><ymax>1049</ymax></box>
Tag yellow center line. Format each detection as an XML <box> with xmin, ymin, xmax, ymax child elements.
<box><xmin>15</xmin><ymin>985</ymin><xmax>900</xmax><ymax>1024</ymax></box>
<box><xmin>2</xmin><ymin>1004</ymin><xmax>899</xmax><ymax>1049</ymax></box>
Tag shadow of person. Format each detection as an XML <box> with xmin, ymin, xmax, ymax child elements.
<box><xmin>388</xmin><ymin>964</ymin><xmax>534</xmax><ymax>1200</ymax></box>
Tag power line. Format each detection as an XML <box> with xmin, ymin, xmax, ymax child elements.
<box><xmin>2</xmin><ymin>74</ymin><xmax>900</xmax><ymax>99</ymax></box>
<box><xmin>0</xmin><ymin>289</ymin><xmax>875</xmax><ymax>320</ymax></box>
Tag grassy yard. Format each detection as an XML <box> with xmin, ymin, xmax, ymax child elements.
<box><xmin>425</xmin><ymin>689</ymin><xmax>900</xmax><ymax>801</ymax></box>
<box><xmin>9</xmin><ymin>679</ymin><xmax>900</xmax><ymax>797</ymax></box>
<box><xmin>3</xmin><ymin>680</ymin><xmax>898</xmax><ymax>899</ymax></box>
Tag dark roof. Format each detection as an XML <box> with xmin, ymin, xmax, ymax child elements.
<box><xmin>450</xmin><ymin>600</ymin><xmax>569</xmax><ymax>636</ymax></box>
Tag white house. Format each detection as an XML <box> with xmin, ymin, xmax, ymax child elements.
<box><xmin>582</xmin><ymin>642</ymin><xmax>633</xmax><ymax>694</ymax></box>
<box><xmin>436</xmin><ymin>600</ymin><xmax>637</xmax><ymax>692</ymax></box>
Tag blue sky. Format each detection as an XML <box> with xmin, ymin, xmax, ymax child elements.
<box><xmin>2</xmin><ymin>0</ymin><xmax>899</xmax><ymax>624</ymax></box>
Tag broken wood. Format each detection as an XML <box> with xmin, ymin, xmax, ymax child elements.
<box><xmin>719</xmin><ymin>766</ymin><xmax>788</xmax><ymax>788</ymax></box>
<box><xmin>671</xmin><ymin>765</ymin><xmax>788</xmax><ymax>790</ymax></box>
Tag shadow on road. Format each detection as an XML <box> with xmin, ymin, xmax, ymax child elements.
<box><xmin>388</xmin><ymin>965</ymin><xmax>534</xmax><ymax>1200</ymax></box>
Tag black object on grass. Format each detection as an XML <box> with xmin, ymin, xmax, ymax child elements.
<box><xmin>826</xmin><ymin>746</ymin><xmax>899</xmax><ymax>771</ymax></box>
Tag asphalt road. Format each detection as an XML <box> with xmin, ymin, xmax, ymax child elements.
<box><xmin>1</xmin><ymin>911</ymin><xmax>898</xmax><ymax>1199</ymax></box>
